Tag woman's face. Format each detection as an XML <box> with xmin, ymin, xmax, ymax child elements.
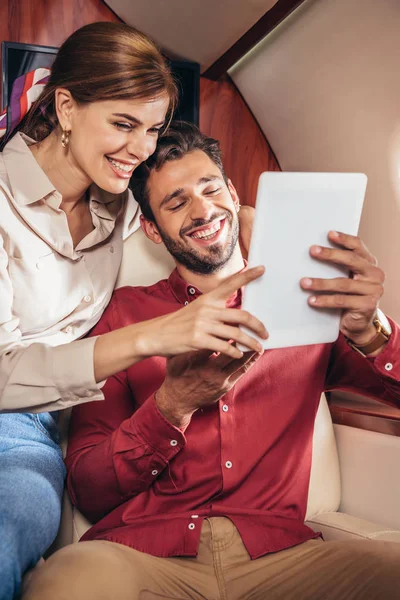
<box><xmin>66</xmin><ymin>95</ymin><xmax>169</xmax><ymax>194</ymax></box>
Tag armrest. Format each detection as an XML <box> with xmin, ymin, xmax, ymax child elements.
<box><xmin>306</xmin><ymin>512</ymin><xmax>400</xmax><ymax>542</ymax></box>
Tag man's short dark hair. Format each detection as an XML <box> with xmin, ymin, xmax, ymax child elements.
<box><xmin>129</xmin><ymin>121</ymin><xmax>228</xmax><ymax>223</ymax></box>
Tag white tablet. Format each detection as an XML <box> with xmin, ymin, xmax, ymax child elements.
<box><xmin>240</xmin><ymin>172</ymin><xmax>367</xmax><ymax>350</ymax></box>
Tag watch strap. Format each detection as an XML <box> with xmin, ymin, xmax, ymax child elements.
<box><xmin>347</xmin><ymin>319</ymin><xmax>390</xmax><ymax>357</ymax></box>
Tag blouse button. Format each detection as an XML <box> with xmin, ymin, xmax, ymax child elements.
<box><xmin>188</xmin><ymin>287</ymin><xmax>196</xmax><ymax>295</ymax></box>
<box><xmin>170</xmin><ymin>439</ymin><xmax>178</xmax><ymax>447</ymax></box>
<box><xmin>65</xmin><ymin>325</ymin><xmax>73</xmax><ymax>334</ymax></box>
<box><xmin>151</xmin><ymin>470</ymin><xmax>158</xmax><ymax>476</ymax></box>
<box><xmin>188</xmin><ymin>523</ymin><xmax>195</xmax><ymax>530</ymax></box>
<box><xmin>222</xmin><ymin>404</ymin><xmax>229</xmax><ymax>412</ymax></box>
<box><xmin>225</xmin><ymin>461</ymin><xmax>233</xmax><ymax>469</ymax></box>
<box><xmin>184</xmin><ymin>301</ymin><xmax>189</xmax><ymax>306</ymax></box>
<box><xmin>385</xmin><ymin>363</ymin><xmax>393</xmax><ymax>371</ymax></box>
<box><xmin>83</xmin><ymin>295</ymin><xmax>92</xmax><ymax>303</ymax></box>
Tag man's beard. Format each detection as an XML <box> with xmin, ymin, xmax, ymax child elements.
<box><xmin>157</xmin><ymin>211</ymin><xmax>239</xmax><ymax>275</ymax></box>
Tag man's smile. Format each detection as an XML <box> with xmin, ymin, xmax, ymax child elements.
<box><xmin>184</xmin><ymin>216</ymin><xmax>228</xmax><ymax>247</ymax></box>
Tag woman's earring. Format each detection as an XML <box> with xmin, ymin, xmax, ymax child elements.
<box><xmin>61</xmin><ymin>128</ymin><xmax>70</xmax><ymax>148</ymax></box>
<box><xmin>237</xmin><ymin>204</ymin><xmax>241</xmax><ymax>212</ymax></box>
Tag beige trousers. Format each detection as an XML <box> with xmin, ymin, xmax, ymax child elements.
<box><xmin>22</xmin><ymin>517</ymin><xmax>400</xmax><ymax>600</ymax></box>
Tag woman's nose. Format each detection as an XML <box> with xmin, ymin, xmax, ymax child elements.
<box><xmin>127</xmin><ymin>134</ymin><xmax>157</xmax><ymax>163</ymax></box>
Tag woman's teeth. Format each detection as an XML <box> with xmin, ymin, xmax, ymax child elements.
<box><xmin>190</xmin><ymin>220</ymin><xmax>222</xmax><ymax>240</ymax></box>
<box><xmin>107</xmin><ymin>157</ymin><xmax>133</xmax><ymax>173</ymax></box>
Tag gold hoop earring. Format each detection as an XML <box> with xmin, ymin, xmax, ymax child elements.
<box><xmin>61</xmin><ymin>129</ymin><xmax>70</xmax><ymax>148</ymax></box>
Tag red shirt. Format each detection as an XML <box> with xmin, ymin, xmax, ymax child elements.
<box><xmin>66</xmin><ymin>268</ymin><xmax>400</xmax><ymax>559</ymax></box>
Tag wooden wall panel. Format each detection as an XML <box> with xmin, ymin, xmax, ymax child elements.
<box><xmin>0</xmin><ymin>0</ymin><xmax>120</xmax><ymax>45</ymax></box>
<box><xmin>0</xmin><ymin>0</ymin><xmax>121</xmax><ymax>98</ymax></box>
<box><xmin>200</xmin><ymin>75</ymin><xmax>280</xmax><ymax>207</ymax></box>
<box><xmin>0</xmin><ymin>0</ymin><xmax>279</xmax><ymax>208</ymax></box>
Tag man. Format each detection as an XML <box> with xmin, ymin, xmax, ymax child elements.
<box><xmin>24</xmin><ymin>122</ymin><xmax>400</xmax><ymax>600</ymax></box>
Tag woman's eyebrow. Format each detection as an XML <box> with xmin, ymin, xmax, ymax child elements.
<box><xmin>112</xmin><ymin>113</ymin><xmax>165</xmax><ymax>127</ymax></box>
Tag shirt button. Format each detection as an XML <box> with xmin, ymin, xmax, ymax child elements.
<box><xmin>184</xmin><ymin>301</ymin><xmax>189</xmax><ymax>306</ymax></box>
<box><xmin>225</xmin><ymin>461</ymin><xmax>233</xmax><ymax>469</ymax></box>
<box><xmin>109</xmin><ymin>245</ymin><xmax>114</xmax><ymax>254</ymax></box>
<box><xmin>222</xmin><ymin>404</ymin><xmax>229</xmax><ymax>412</ymax></box>
<box><xmin>151</xmin><ymin>470</ymin><xmax>158</xmax><ymax>476</ymax></box>
<box><xmin>385</xmin><ymin>363</ymin><xmax>393</xmax><ymax>371</ymax></box>
<box><xmin>170</xmin><ymin>439</ymin><xmax>178</xmax><ymax>447</ymax></box>
<box><xmin>83</xmin><ymin>295</ymin><xmax>92</xmax><ymax>303</ymax></box>
<box><xmin>188</xmin><ymin>287</ymin><xmax>196</xmax><ymax>295</ymax></box>
<box><xmin>188</xmin><ymin>523</ymin><xmax>195</xmax><ymax>530</ymax></box>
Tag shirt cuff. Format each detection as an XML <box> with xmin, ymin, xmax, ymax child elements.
<box><xmin>133</xmin><ymin>394</ymin><xmax>186</xmax><ymax>460</ymax></box>
<box><xmin>52</xmin><ymin>336</ymin><xmax>105</xmax><ymax>404</ymax></box>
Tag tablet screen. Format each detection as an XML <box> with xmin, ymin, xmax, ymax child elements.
<box><xmin>240</xmin><ymin>172</ymin><xmax>367</xmax><ymax>350</ymax></box>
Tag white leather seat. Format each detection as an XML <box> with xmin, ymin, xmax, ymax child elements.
<box><xmin>53</xmin><ymin>227</ymin><xmax>400</xmax><ymax>551</ymax></box>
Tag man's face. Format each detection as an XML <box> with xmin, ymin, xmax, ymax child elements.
<box><xmin>144</xmin><ymin>150</ymin><xmax>240</xmax><ymax>274</ymax></box>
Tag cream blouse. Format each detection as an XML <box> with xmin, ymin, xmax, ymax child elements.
<box><xmin>0</xmin><ymin>133</ymin><xmax>141</xmax><ymax>412</ymax></box>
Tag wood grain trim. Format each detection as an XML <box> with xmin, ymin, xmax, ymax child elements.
<box><xmin>0</xmin><ymin>0</ymin><xmax>122</xmax><ymax>101</ymax></box>
<box><xmin>100</xmin><ymin>0</ymin><xmax>124</xmax><ymax>23</ymax></box>
<box><xmin>331</xmin><ymin>408</ymin><xmax>400</xmax><ymax>437</ymax></box>
<box><xmin>199</xmin><ymin>76</ymin><xmax>280</xmax><ymax>207</ymax></box>
<box><xmin>203</xmin><ymin>0</ymin><xmax>307</xmax><ymax>80</ymax></box>
<box><xmin>329</xmin><ymin>391</ymin><xmax>400</xmax><ymax>436</ymax></box>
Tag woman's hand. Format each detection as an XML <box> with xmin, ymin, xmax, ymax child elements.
<box><xmin>134</xmin><ymin>265</ymin><xmax>268</xmax><ymax>360</ymax></box>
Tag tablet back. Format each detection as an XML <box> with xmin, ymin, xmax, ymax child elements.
<box><xmin>242</xmin><ymin>172</ymin><xmax>367</xmax><ymax>350</ymax></box>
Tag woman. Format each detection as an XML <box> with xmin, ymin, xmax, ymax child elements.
<box><xmin>0</xmin><ymin>21</ymin><xmax>264</xmax><ymax>599</ymax></box>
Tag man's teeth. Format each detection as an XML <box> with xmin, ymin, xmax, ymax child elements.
<box><xmin>190</xmin><ymin>220</ymin><xmax>222</xmax><ymax>240</ymax></box>
<box><xmin>107</xmin><ymin>157</ymin><xmax>133</xmax><ymax>173</ymax></box>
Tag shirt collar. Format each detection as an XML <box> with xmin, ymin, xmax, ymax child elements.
<box><xmin>88</xmin><ymin>185</ymin><xmax>125</xmax><ymax>221</ymax></box>
<box><xmin>3</xmin><ymin>132</ymin><xmax>56</xmax><ymax>205</ymax></box>
<box><xmin>167</xmin><ymin>267</ymin><xmax>242</xmax><ymax>308</ymax></box>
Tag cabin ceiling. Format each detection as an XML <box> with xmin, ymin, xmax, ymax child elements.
<box><xmin>104</xmin><ymin>0</ymin><xmax>278</xmax><ymax>71</ymax></box>
<box><xmin>229</xmin><ymin>0</ymin><xmax>400</xmax><ymax>322</ymax></box>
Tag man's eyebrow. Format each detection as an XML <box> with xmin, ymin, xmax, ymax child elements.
<box><xmin>159</xmin><ymin>175</ymin><xmax>223</xmax><ymax>208</ymax></box>
<box><xmin>160</xmin><ymin>188</ymin><xmax>185</xmax><ymax>208</ymax></box>
<box><xmin>112</xmin><ymin>113</ymin><xmax>165</xmax><ymax>127</ymax></box>
<box><xmin>197</xmin><ymin>175</ymin><xmax>222</xmax><ymax>185</ymax></box>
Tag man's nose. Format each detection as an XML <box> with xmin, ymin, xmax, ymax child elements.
<box><xmin>189</xmin><ymin>196</ymin><xmax>214</xmax><ymax>221</ymax></box>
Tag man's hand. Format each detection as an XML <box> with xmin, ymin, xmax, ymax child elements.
<box><xmin>300</xmin><ymin>231</ymin><xmax>385</xmax><ymax>345</ymax></box>
<box><xmin>155</xmin><ymin>349</ymin><xmax>262</xmax><ymax>428</ymax></box>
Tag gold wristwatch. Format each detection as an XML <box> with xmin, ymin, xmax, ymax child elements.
<box><xmin>347</xmin><ymin>308</ymin><xmax>391</xmax><ymax>357</ymax></box>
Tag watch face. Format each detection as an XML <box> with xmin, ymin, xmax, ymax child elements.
<box><xmin>375</xmin><ymin>307</ymin><xmax>392</xmax><ymax>335</ymax></box>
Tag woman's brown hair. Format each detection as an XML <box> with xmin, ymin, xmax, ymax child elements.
<box><xmin>4</xmin><ymin>22</ymin><xmax>177</xmax><ymax>146</ymax></box>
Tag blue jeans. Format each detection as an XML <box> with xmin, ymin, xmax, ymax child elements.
<box><xmin>0</xmin><ymin>413</ymin><xmax>65</xmax><ymax>600</ymax></box>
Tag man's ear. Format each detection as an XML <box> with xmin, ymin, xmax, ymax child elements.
<box><xmin>227</xmin><ymin>179</ymin><xmax>241</xmax><ymax>212</ymax></box>
<box><xmin>140</xmin><ymin>214</ymin><xmax>163</xmax><ymax>245</ymax></box>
